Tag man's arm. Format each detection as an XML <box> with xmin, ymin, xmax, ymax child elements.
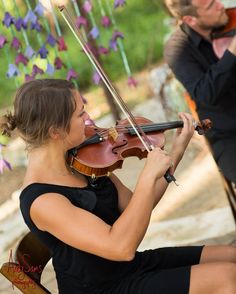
<box><xmin>164</xmin><ymin>28</ymin><xmax>236</xmax><ymax>106</ymax></box>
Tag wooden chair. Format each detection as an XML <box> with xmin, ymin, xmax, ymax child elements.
<box><xmin>184</xmin><ymin>92</ymin><xmax>236</xmax><ymax>224</ymax></box>
<box><xmin>0</xmin><ymin>232</ymin><xmax>51</xmax><ymax>294</ymax></box>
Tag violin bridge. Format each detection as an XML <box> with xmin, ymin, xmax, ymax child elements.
<box><xmin>108</xmin><ymin>127</ymin><xmax>119</xmax><ymax>143</ymax></box>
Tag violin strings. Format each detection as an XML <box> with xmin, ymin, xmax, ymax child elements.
<box><xmin>96</xmin><ymin>120</ymin><xmax>187</xmax><ymax>138</ymax></box>
<box><xmin>96</xmin><ymin>125</ymin><xmax>146</xmax><ymax>136</ymax></box>
<box><xmin>96</xmin><ymin>125</ymin><xmax>151</xmax><ymax>137</ymax></box>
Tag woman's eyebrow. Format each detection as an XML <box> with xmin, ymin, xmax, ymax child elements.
<box><xmin>78</xmin><ymin>105</ymin><xmax>85</xmax><ymax>115</ymax></box>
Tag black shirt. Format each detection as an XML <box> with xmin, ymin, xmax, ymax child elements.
<box><xmin>20</xmin><ymin>177</ymin><xmax>141</xmax><ymax>293</ymax></box>
<box><xmin>19</xmin><ymin>176</ymin><xmax>205</xmax><ymax>294</ymax></box>
<box><xmin>164</xmin><ymin>23</ymin><xmax>236</xmax><ymax>137</ymax></box>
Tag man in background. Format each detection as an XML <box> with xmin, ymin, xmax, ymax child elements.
<box><xmin>164</xmin><ymin>0</ymin><xmax>236</xmax><ymax>185</ymax></box>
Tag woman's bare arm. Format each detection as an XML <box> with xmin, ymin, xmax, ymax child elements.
<box><xmin>30</xmin><ymin>148</ymin><xmax>171</xmax><ymax>262</ymax></box>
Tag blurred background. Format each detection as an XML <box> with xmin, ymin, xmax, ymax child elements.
<box><xmin>0</xmin><ymin>0</ymin><xmax>169</xmax><ymax>110</ymax></box>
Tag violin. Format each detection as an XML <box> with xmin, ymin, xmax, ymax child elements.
<box><xmin>59</xmin><ymin>6</ymin><xmax>212</xmax><ymax>183</ymax></box>
<box><xmin>67</xmin><ymin>117</ymin><xmax>212</xmax><ymax>178</ymax></box>
<box><xmin>212</xmin><ymin>8</ymin><xmax>236</xmax><ymax>58</ymax></box>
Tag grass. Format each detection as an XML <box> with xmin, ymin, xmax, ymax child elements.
<box><xmin>0</xmin><ymin>0</ymin><xmax>170</xmax><ymax>108</ymax></box>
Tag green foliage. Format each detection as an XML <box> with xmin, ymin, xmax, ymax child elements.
<box><xmin>0</xmin><ymin>0</ymin><xmax>169</xmax><ymax>108</ymax></box>
<box><xmin>0</xmin><ymin>134</ymin><xmax>9</xmax><ymax>145</ymax></box>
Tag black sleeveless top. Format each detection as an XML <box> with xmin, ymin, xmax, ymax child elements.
<box><xmin>20</xmin><ymin>176</ymin><xmax>141</xmax><ymax>293</ymax></box>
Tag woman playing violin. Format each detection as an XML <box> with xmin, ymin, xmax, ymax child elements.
<box><xmin>164</xmin><ymin>0</ymin><xmax>236</xmax><ymax>186</ymax></box>
<box><xmin>1</xmin><ymin>78</ymin><xmax>236</xmax><ymax>294</ymax></box>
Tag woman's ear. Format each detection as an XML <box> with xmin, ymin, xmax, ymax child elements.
<box><xmin>48</xmin><ymin>126</ymin><xmax>61</xmax><ymax>140</ymax></box>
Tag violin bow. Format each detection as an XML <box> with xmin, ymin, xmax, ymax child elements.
<box><xmin>58</xmin><ymin>6</ymin><xmax>176</xmax><ymax>184</ymax></box>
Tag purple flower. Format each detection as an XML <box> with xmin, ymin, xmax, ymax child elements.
<box><xmin>54</xmin><ymin>57</ymin><xmax>65</xmax><ymax>70</ymax></box>
<box><xmin>112</xmin><ymin>31</ymin><xmax>124</xmax><ymax>40</ymax></box>
<box><xmin>6</xmin><ymin>64</ymin><xmax>20</xmax><ymax>78</ymax></box>
<box><xmin>109</xmin><ymin>39</ymin><xmax>118</xmax><ymax>51</ymax></box>
<box><xmin>83</xmin><ymin>1</ymin><xmax>92</xmax><ymax>13</ymax></box>
<box><xmin>109</xmin><ymin>31</ymin><xmax>124</xmax><ymax>51</ymax></box>
<box><xmin>98</xmin><ymin>46</ymin><xmax>109</xmax><ymax>55</ymax></box>
<box><xmin>45</xmin><ymin>62</ymin><xmax>54</xmax><ymax>75</ymax></box>
<box><xmin>46</xmin><ymin>34</ymin><xmax>56</xmax><ymax>47</ymax></box>
<box><xmin>15</xmin><ymin>53</ymin><xmax>29</xmax><ymax>66</ymax></box>
<box><xmin>24</xmin><ymin>10</ymin><xmax>37</xmax><ymax>25</ymax></box>
<box><xmin>90</xmin><ymin>27</ymin><xmax>99</xmax><ymax>39</ymax></box>
<box><xmin>76</xmin><ymin>16</ymin><xmax>88</xmax><ymax>28</ymax></box>
<box><xmin>0</xmin><ymin>35</ymin><xmax>7</xmax><ymax>48</ymax></box>
<box><xmin>128</xmin><ymin>76</ymin><xmax>138</xmax><ymax>88</ymax></box>
<box><xmin>2</xmin><ymin>12</ymin><xmax>14</xmax><ymax>27</ymax></box>
<box><xmin>114</xmin><ymin>0</ymin><xmax>126</xmax><ymax>8</ymax></box>
<box><xmin>34</xmin><ymin>2</ymin><xmax>45</xmax><ymax>16</ymax></box>
<box><xmin>25</xmin><ymin>45</ymin><xmax>35</xmax><ymax>59</ymax></box>
<box><xmin>57</xmin><ymin>36</ymin><xmax>67</xmax><ymax>51</ymax></box>
<box><xmin>66</xmin><ymin>68</ymin><xmax>78</xmax><ymax>81</ymax></box>
<box><xmin>14</xmin><ymin>17</ymin><xmax>25</xmax><ymax>31</ymax></box>
<box><xmin>92</xmin><ymin>71</ymin><xmax>101</xmax><ymax>85</ymax></box>
<box><xmin>0</xmin><ymin>158</ymin><xmax>12</xmax><ymax>174</ymax></box>
<box><xmin>32</xmin><ymin>64</ymin><xmax>44</xmax><ymax>76</ymax></box>
<box><xmin>0</xmin><ymin>145</ymin><xmax>12</xmax><ymax>174</ymax></box>
<box><xmin>102</xmin><ymin>16</ymin><xmax>111</xmax><ymax>27</ymax></box>
<box><xmin>23</xmin><ymin>19</ymin><xmax>28</xmax><ymax>29</ymax></box>
<box><xmin>25</xmin><ymin>74</ymin><xmax>34</xmax><ymax>82</ymax></box>
<box><xmin>37</xmin><ymin>45</ymin><xmax>48</xmax><ymax>59</ymax></box>
<box><xmin>11</xmin><ymin>37</ymin><xmax>21</xmax><ymax>50</ymax></box>
<box><xmin>84</xmin><ymin>42</ymin><xmax>97</xmax><ymax>56</ymax></box>
<box><xmin>30</xmin><ymin>20</ymin><xmax>42</xmax><ymax>32</ymax></box>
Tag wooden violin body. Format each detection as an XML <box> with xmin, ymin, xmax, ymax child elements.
<box><xmin>67</xmin><ymin>117</ymin><xmax>212</xmax><ymax>177</ymax></box>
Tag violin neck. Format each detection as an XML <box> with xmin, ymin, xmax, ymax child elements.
<box><xmin>128</xmin><ymin>121</ymin><xmax>183</xmax><ymax>135</ymax></box>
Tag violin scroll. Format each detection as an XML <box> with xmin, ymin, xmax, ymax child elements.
<box><xmin>194</xmin><ymin>119</ymin><xmax>212</xmax><ymax>135</ymax></box>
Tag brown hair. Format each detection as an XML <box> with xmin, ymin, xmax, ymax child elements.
<box><xmin>0</xmin><ymin>79</ymin><xmax>76</xmax><ymax>149</ymax></box>
<box><xmin>164</xmin><ymin>0</ymin><xmax>197</xmax><ymax>18</ymax></box>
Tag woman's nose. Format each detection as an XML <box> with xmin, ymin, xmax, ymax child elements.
<box><xmin>83</xmin><ymin>111</ymin><xmax>90</xmax><ymax>122</ymax></box>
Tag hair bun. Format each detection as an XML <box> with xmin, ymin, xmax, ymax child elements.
<box><xmin>0</xmin><ymin>112</ymin><xmax>17</xmax><ymax>137</ymax></box>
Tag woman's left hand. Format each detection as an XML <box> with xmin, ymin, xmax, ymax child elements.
<box><xmin>170</xmin><ymin>112</ymin><xmax>195</xmax><ymax>161</ymax></box>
